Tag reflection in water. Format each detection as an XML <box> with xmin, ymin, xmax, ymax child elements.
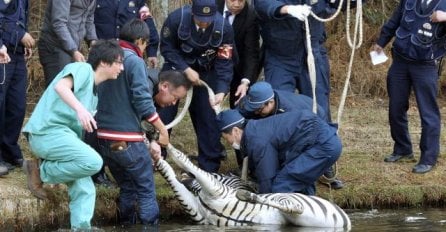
<box><xmin>96</xmin><ymin>208</ymin><xmax>445</xmax><ymax>231</ymax></box>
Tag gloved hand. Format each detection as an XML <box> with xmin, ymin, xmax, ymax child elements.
<box><xmin>287</xmin><ymin>4</ymin><xmax>312</xmax><ymax>21</ymax></box>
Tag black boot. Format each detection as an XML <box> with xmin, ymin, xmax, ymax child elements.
<box><xmin>92</xmin><ymin>168</ymin><xmax>115</xmax><ymax>188</ymax></box>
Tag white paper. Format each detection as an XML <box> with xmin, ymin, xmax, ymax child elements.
<box><xmin>370</xmin><ymin>51</ymin><xmax>389</xmax><ymax>65</ymax></box>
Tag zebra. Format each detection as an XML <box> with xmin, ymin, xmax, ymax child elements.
<box><xmin>156</xmin><ymin>144</ymin><xmax>352</xmax><ymax>229</ymax></box>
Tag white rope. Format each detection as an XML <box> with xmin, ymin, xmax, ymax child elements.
<box><xmin>304</xmin><ymin>18</ymin><xmax>318</xmax><ymax>114</ymax></box>
<box><xmin>305</xmin><ymin>0</ymin><xmax>363</xmax><ymax>182</ymax></box>
<box><xmin>336</xmin><ymin>0</ymin><xmax>363</xmax><ymax>128</ymax></box>
<box><xmin>165</xmin><ymin>79</ymin><xmax>221</xmax><ymax>130</ymax></box>
<box><xmin>304</xmin><ymin>0</ymin><xmax>363</xmax><ymax>128</ymax></box>
<box><xmin>346</xmin><ymin>0</ymin><xmax>363</xmax><ymax>49</ymax></box>
<box><xmin>199</xmin><ymin>80</ymin><xmax>222</xmax><ymax>114</ymax></box>
<box><xmin>305</xmin><ymin>0</ymin><xmax>346</xmax><ymax>114</ymax></box>
<box><xmin>165</xmin><ymin>87</ymin><xmax>193</xmax><ymax>129</ymax></box>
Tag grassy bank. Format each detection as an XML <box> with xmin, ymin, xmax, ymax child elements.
<box><xmin>1</xmin><ymin>97</ymin><xmax>445</xmax><ymax>230</ymax></box>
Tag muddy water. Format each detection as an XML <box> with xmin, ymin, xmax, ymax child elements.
<box><xmin>95</xmin><ymin>208</ymin><xmax>446</xmax><ymax>232</ymax></box>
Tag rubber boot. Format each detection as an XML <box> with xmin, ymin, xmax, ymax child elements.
<box><xmin>23</xmin><ymin>159</ymin><xmax>48</xmax><ymax>200</ymax></box>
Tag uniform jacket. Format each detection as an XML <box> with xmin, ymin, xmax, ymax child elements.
<box><xmin>376</xmin><ymin>0</ymin><xmax>446</xmax><ymax>61</ymax></box>
<box><xmin>160</xmin><ymin>5</ymin><xmax>235</xmax><ymax>94</ymax></box>
<box><xmin>94</xmin><ymin>0</ymin><xmax>160</xmax><ymax>57</ymax></box>
<box><xmin>240</xmin><ymin>110</ymin><xmax>338</xmax><ymax>193</ymax></box>
<box><xmin>96</xmin><ymin>43</ymin><xmax>158</xmax><ymax>138</ymax></box>
<box><xmin>0</xmin><ymin>0</ymin><xmax>28</xmax><ymax>52</ymax></box>
<box><xmin>39</xmin><ymin>0</ymin><xmax>98</xmax><ymax>54</ymax></box>
<box><xmin>253</xmin><ymin>0</ymin><xmax>358</xmax><ymax>68</ymax></box>
<box><xmin>217</xmin><ymin>0</ymin><xmax>260</xmax><ymax>84</ymax></box>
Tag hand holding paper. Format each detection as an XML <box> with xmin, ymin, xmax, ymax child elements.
<box><xmin>370</xmin><ymin>50</ymin><xmax>388</xmax><ymax>65</ymax></box>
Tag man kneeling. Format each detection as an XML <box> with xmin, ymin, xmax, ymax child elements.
<box><xmin>216</xmin><ymin>109</ymin><xmax>342</xmax><ymax>195</ymax></box>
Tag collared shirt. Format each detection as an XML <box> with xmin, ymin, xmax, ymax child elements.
<box><xmin>223</xmin><ymin>5</ymin><xmax>235</xmax><ymax>25</ymax></box>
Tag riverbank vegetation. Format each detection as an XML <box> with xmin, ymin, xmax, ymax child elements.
<box><xmin>1</xmin><ymin>0</ymin><xmax>446</xmax><ymax>230</ymax></box>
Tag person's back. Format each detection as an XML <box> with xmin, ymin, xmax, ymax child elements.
<box><xmin>96</xmin><ymin>19</ymin><xmax>161</xmax><ymax>226</ymax></box>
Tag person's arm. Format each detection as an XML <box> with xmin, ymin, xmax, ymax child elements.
<box><xmin>430</xmin><ymin>10</ymin><xmax>446</xmax><ymax>22</ymax></box>
<box><xmin>253</xmin><ymin>0</ymin><xmax>287</xmax><ymax>19</ymax></box>
<box><xmin>126</xmin><ymin>55</ymin><xmax>169</xmax><ymax>146</ymax></box>
<box><xmin>0</xmin><ymin>45</ymin><xmax>11</xmax><ymax>63</ymax></box>
<box><xmin>85</xmin><ymin>0</ymin><xmax>98</xmax><ymax>42</ymax></box>
<box><xmin>249</xmin><ymin>138</ymin><xmax>280</xmax><ymax>193</ymax></box>
<box><xmin>54</xmin><ymin>76</ymin><xmax>96</xmax><ymax>133</ymax></box>
<box><xmin>159</xmin><ymin>11</ymin><xmax>190</xmax><ymax>72</ymax></box>
<box><xmin>50</xmin><ymin>0</ymin><xmax>78</xmax><ymax>54</ymax></box>
<box><xmin>375</xmin><ymin>1</ymin><xmax>404</xmax><ymax>49</ymax></box>
<box><xmin>213</xmin><ymin>22</ymin><xmax>235</xmax><ymax>101</ymax></box>
<box><xmin>234</xmin><ymin>6</ymin><xmax>261</xmax><ymax>105</ymax></box>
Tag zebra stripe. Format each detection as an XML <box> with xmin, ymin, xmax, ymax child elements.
<box><xmin>157</xmin><ymin>144</ymin><xmax>351</xmax><ymax>229</ymax></box>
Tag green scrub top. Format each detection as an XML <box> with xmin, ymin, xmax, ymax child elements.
<box><xmin>23</xmin><ymin>62</ymin><xmax>97</xmax><ymax>138</ymax></box>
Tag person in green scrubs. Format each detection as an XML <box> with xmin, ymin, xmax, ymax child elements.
<box><xmin>22</xmin><ymin>40</ymin><xmax>124</xmax><ymax>230</ymax></box>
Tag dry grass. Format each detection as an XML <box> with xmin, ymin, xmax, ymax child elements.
<box><xmin>2</xmin><ymin>0</ymin><xmax>446</xmax><ymax>229</ymax></box>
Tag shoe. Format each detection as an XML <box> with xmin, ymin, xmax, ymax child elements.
<box><xmin>0</xmin><ymin>163</ymin><xmax>8</xmax><ymax>176</ymax></box>
<box><xmin>412</xmin><ymin>164</ymin><xmax>433</xmax><ymax>174</ymax></box>
<box><xmin>10</xmin><ymin>158</ymin><xmax>24</xmax><ymax>167</ymax></box>
<box><xmin>0</xmin><ymin>161</ymin><xmax>15</xmax><ymax>171</ymax></box>
<box><xmin>23</xmin><ymin>159</ymin><xmax>47</xmax><ymax>200</ymax></box>
<box><xmin>384</xmin><ymin>153</ymin><xmax>416</xmax><ymax>162</ymax></box>
<box><xmin>93</xmin><ymin>172</ymin><xmax>115</xmax><ymax>188</ymax></box>
<box><xmin>329</xmin><ymin>179</ymin><xmax>344</xmax><ymax>190</ymax></box>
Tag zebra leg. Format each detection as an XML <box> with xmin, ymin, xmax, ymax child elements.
<box><xmin>236</xmin><ymin>190</ymin><xmax>304</xmax><ymax>214</ymax></box>
<box><xmin>166</xmin><ymin>144</ymin><xmax>227</xmax><ymax>197</ymax></box>
<box><xmin>156</xmin><ymin>159</ymin><xmax>205</xmax><ymax>223</ymax></box>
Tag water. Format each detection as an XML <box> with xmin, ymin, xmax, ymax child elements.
<box><xmin>96</xmin><ymin>208</ymin><xmax>446</xmax><ymax>231</ymax></box>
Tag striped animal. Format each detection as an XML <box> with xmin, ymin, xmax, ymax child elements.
<box><xmin>156</xmin><ymin>144</ymin><xmax>351</xmax><ymax>229</ymax></box>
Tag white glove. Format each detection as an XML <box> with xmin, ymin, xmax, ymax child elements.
<box><xmin>287</xmin><ymin>5</ymin><xmax>312</xmax><ymax>21</ymax></box>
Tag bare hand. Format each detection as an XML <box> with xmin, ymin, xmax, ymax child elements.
<box><xmin>184</xmin><ymin>67</ymin><xmax>201</xmax><ymax>85</ymax></box>
<box><xmin>234</xmin><ymin>83</ymin><xmax>249</xmax><ymax>105</ymax></box>
<box><xmin>73</xmin><ymin>51</ymin><xmax>86</xmax><ymax>62</ymax></box>
<box><xmin>0</xmin><ymin>45</ymin><xmax>11</xmax><ymax>63</ymax></box>
<box><xmin>149</xmin><ymin>140</ymin><xmax>162</xmax><ymax>162</ymax></box>
<box><xmin>157</xmin><ymin>128</ymin><xmax>169</xmax><ymax>147</ymax></box>
<box><xmin>431</xmin><ymin>10</ymin><xmax>446</xmax><ymax>22</ymax></box>
<box><xmin>21</xmin><ymin>32</ymin><xmax>35</xmax><ymax>48</ymax></box>
<box><xmin>76</xmin><ymin>107</ymin><xmax>97</xmax><ymax>133</ymax></box>
<box><xmin>212</xmin><ymin>93</ymin><xmax>226</xmax><ymax>106</ymax></box>
<box><xmin>147</xmin><ymin>57</ymin><xmax>158</xmax><ymax>68</ymax></box>
<box><xmin>373</xmin><ymin>44</ymin><xmax>383</xmax><ymax>53</ymax></box>
<box><xmin>24</xmin><ymin>48</ymin><xmax>33</xmax><ymax>59</ymax></box>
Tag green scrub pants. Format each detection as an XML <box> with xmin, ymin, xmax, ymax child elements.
<box><xmin>28</xmin><ymin>132</ymin><xmax>103</xmax><ymax>229</ymax></box>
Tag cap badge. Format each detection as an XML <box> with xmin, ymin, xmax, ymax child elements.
<box><xmin>203</xmin><ymin>6</ymin><xmax>210</xmax><ymax>14</ymax></box>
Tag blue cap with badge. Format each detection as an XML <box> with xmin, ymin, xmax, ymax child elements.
<box><xmin>216</xmin><ymin>109</ymin><xmax>245</xmax><ymax>132</ymax></box>
<box><xmin>239</xmin><ymin>82</ymin><xmax>275</xmax><ymax>113</ymax></box>
<box><xmin>192</xmin><ymin>0</ymin><xmax>217</xmax><ymax>23</ymax></box>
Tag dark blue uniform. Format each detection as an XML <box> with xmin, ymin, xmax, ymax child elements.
<box><xmin>0</xmin><ymin>0</ymin><xmax>28</xmax><ymax>166</ymax></box>
<box><xmin>94</xmin><ymin>0</ymin><xmax>159</xmax><ymax>57</ymax></box>
<box><xmin>160</xmin><ymin>5</ymin><xmax>234</xmax><ymax>172</ymax></box>
<box><xmin>253</xmin><ymin>0</ymin><xmax>359</xmax><ymax>121</ymax></box>
<box><xmin>239</xmin><ymin>89</ymin><xmax>327</xmax><ymax>121</ymax></box>
<box><xmin>241</xmin><ymin>110</ymin><xmax>340</xmax><ymax>195</ymax></box>
<box><xmin>376</xmin><ymin>0</ymin><xmax>445</xmax><ymax>166</ymax></box>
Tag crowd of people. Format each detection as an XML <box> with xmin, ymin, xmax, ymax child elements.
<box><xmin>1</xmin><ymin>0</ymin><xmax>445</xmax><ymax>229</ymax></box>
